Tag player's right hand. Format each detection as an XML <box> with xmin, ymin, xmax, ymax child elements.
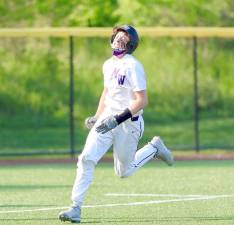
<box><xmin>85</xmin><ymin>116</ymin><xmax>97</xmax><ymax>129</ymax></box>
<box><xmin>95</xmin><ymin>115</ymin><xmax>118</xmax><ymax>134</ymax></box>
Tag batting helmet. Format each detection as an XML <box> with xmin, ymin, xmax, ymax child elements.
<box><xmin>111</xmin><ymin>25</ymin><xmax>139</xmax><ymax>54</ymax></box>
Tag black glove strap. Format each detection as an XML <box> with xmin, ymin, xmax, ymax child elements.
<box><xmin>114</xmin><ymin>108</ymin><xmax>132</xmax><ymax>125</ymax></box>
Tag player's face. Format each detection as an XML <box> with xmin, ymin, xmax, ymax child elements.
<box><xmin>111</xmin><ymin>31</ymin><xmax>130</xmax><ymax>51</ymax></box>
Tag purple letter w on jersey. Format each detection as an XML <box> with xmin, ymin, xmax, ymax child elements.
<box><xmin>118</xmin><ymin>75</ymin><xmax>126</xmax><ymax>85</ymax></box>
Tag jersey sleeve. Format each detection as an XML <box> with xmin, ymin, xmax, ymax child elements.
<box><xmin>130</xmin><ymin>62</ymin><xmax>147</xmax><ymax>91</ymax></box>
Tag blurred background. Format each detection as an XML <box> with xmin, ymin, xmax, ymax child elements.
<box><xmin>0</xmin><ymin>0</ymin><xmax>233</xmax><ymax>157</ymax></box>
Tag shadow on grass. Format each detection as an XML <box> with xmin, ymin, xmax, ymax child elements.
<box><xmin>0</xmin><ymin>218</ymin><xmax>56</xmax><ymax>222</ymax></box>
<box><xmin>81</xmin><ymin>216</ymin><xmax>234</xmax><ymax>224</ymax></box>
<box><xmin>0</xmin><ymin>204</ymin><xmax>57</xmax><ymax>208</ymax></box>
<box><xmin>162</xmin><ymin>216</ymin><xmax>234</xmax><ymax>222</ymax></box>
<box><xmin>0</xmin><ymin>184</ymin><xmax>71</xmax><ymax>191</ymax></box>
<box><xmin>1</xmin><ymin>216</ymin><xmax>234</xmax><ymax>223</ymax></box>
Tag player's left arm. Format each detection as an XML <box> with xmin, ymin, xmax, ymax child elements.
<box><xmin>128</xmin><ymin>90</ymin><xmax>148</xmax><ymax>115</ymax></box>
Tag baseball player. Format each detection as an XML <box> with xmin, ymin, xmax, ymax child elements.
<box><xmin>59</xmin><ymin>25</ymin><xmax>174</xmax><ymax>223</ymax></box>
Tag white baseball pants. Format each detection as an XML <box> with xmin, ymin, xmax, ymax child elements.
<box><xmin>71</xmin><ymin>110</ymin><xmax>157</xmax><ymax>207</ymax></box>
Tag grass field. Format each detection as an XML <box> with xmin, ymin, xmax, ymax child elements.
<box><xmin>0</xmin><ymin>160</ymin><xmax>234</xmax><ymax>225</ymax></box>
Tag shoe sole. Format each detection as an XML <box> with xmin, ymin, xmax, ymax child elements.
<box><xmin>59</xmin><ymin>214</ymin><xmax>80</xmax><ymax>223</ymax></box>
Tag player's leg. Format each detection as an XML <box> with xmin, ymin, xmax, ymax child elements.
<box><xmin>113</xmin><ymin>116</ymin><xmax>174</xmax><ymax>178</ymax></box>
<box><xmin>113</xmin><ymin>116</ymin><xmax>144</xmax><ymax>178</ymax></box>
<box><xmin>59</xmin><ymin>115</ymin><xmax>113</xmax><ymax>223</ymax></box>
<box><xmin>71</xmin><ymin>128</ymin><xmax>113</xmax><ymax>206</ymax></box>
<box><xmin>129</xmin><ymin>136</ymin><xmax>174</xmax><ymax>176</ymax></box>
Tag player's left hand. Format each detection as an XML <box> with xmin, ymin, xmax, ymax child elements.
<box><xmin>85</xmin><ymin>116</ymin><xmax>97</xmax><ymax>129</ymax></box>
<box><xmin>95</xmin><ymin>115</ymin><xmax>118</xmax><ymax>134</ymax></box>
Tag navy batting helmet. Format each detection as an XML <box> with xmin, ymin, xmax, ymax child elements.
<box><xmin>111</xmin><ymin>25</ymin><xmax>139</xmax><ymax>54</ymax></box>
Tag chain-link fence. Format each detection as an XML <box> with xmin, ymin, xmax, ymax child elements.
<box><xmin>0</xmin><ymin>28</ymin><xmax>233</xmax><ymax>156</ymax></box>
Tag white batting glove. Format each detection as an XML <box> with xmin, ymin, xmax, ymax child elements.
<box><xmin>95</xmin><ymin>115</ymin><xmax>118</xmax><ymax>134</ymax></box>
<box><xmin>85</xmin><ymin>116</ymin><xmax>97</xmax><ymax>129</ymax></box>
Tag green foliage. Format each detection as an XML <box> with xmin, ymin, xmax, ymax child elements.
<box><xmin>0</xmin><ymin>37</ymin><xmax>70</xmax><ymax>127</ymax></box>
<box><xmin>116</xmin><ymin>0</ymin><xmax>233</xmax><ymax>26</ymax></box>
<box><xmin>0</xmin><ymin>0</ymin><xmax>233</xmax><ymax>27</ymax></box>
<box><xmin>0</xmin><ymin>1</ymin><xmax>234</xmax><ymax>152</ymax></box>
<box><xmin>0</xmin><ymin>36</ymin><xmax>234</xmax><ymax>128</ymax></box>
<box><xmin>67</xmin><ymin>0</ymin><xmax>119</xmax><ymax>27</ymax></box>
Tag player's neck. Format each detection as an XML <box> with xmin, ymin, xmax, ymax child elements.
<box><xmin>113</xmin><ymin>53</ymin><xmax>127</xmax><ymax>59</ymax></box>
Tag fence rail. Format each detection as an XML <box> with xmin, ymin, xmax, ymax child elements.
<box><xmin>0</xmin><ymin>27</ymin><xmax>234</xmax><ymax>38</ymax></box>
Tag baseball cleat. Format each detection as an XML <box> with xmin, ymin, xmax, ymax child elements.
<box><xmin>58</xmin><ymin>206</ymin><xmax>81</xmax><ymax>223</ymax></box>
<box><xmin>150</xmin><ymin>136</ymin><xmax>174</xmax><ymax>166</ymax></box>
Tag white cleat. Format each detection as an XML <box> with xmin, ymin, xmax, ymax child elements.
<box><xmin>58</xmin><ymin>206</ymin><xmax>81</xmax><ymax>223</ymax></box>
<box><xmin>150</xmin><ymin>136</ymin><xmax>174</xmax><ymax>166</ymax></box>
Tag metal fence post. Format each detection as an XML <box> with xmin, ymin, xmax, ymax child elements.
<box><xmin>69</xmin><ymin>36</ymin><xmax>75</xmax><ymax>157</ymax></box>
<box><xmin>193</xmin><ymin>36</ymin><xmax>200</xmax><ymax>152</ymax></box>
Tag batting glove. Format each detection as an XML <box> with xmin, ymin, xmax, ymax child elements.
<box><xmin>85</xmin><ymin>116</ymin><xmax>97</xmax><ymax>129</ymax></box>
<box><xmin>95</xmin><ymin>115</ymin><xmax>118</xmax><ymax>134</ymax></box>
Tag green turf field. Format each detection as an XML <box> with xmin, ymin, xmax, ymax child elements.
<box><xmin>0</xmin><ymin>160</ymin><xmax>234</xmax><ymax>225</ymax></box>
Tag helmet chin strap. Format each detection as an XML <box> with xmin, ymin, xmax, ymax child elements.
<box><xmin>112</xmin><ymin>49</ymin><xmax>126</xmax><ymax>56</ymax></box>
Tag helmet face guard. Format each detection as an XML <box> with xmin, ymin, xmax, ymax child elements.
<box><xmin>111</xmin><ymin>31</ymin><xmax>129</xmax><ymax>55</ymax></box>
<box><xmin>111</xmin><ymin>25</ymin><xmax>139</xmax><ymax>54</ymax></box>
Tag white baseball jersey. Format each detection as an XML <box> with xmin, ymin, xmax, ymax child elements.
<box><xmin>102</xmin><ymin>54</ymin><xmax>147</xmax><ymax>115</ymax></box>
